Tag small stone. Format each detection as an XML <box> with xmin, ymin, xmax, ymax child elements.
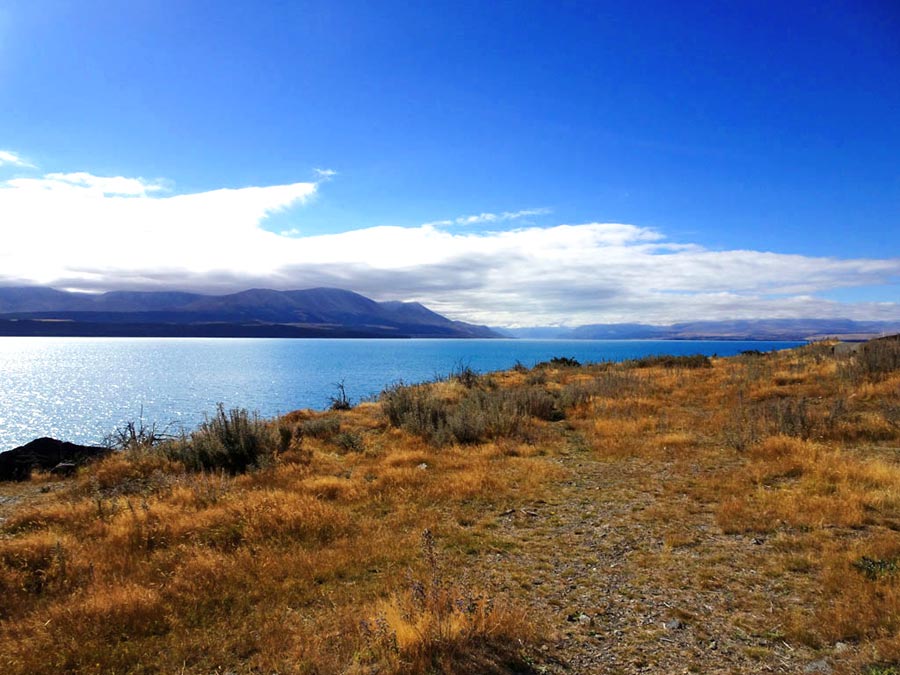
<box><xmin>833</xmin><ymin>642</ymin><xmax>848</xmax><ymax>654</ymax></box>
<box><xmin>803</xmin><ymin>659</ymin><xmax>832</xmax><ymax>674</ymax></box>
<box><xmin>566</xmin><ymin>612</ymin><xmax>591</xmax><ymax>624</ymax></box>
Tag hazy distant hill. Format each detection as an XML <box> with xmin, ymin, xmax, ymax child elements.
<box><xmin>0</xmin><ymin>287</ymin><xmax>499</xmax><ymax>339</ymax></box>
<box><xmin>3</xmin><ymin>286</ymin><xmax>896</xmax><ymax>340</ymax></box>
<box><xmin>502</xmin><ymin>318</ymin><xmax>900</xmax><ymax>341</ymax></box>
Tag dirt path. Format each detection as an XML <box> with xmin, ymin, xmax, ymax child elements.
<box><xmin>475</xmin><ymin>438</ymin><xmax>840</xmax><ymax>674</ymax></box>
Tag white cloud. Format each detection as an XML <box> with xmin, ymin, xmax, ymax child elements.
<box><xmin>0</xmin><ymin>150</ymin><xmax>35</xmax><ymax>168</ymax></box>
<box><xmin>0</xmin><ymin>170</ymin><xmax>317</xmax><ymax>287</ymax></box>
<box><xmin>423</xmin><ymin>207</ymin><xmax>551</xmax><ymax>228</ymax></box>
<box><xmin>9</xmin><ymin>172</ymin><xmax>166</xmax><ymax>196</ymax></box>
<box><xmin>0</xmin><ymin>165</ymin><xmax>898</xmax><ymax>326</ymax></box>
<box><xmin>313</xmin><ymin>168</ymin><xmax>337</xmax><ymax>179</ymax></box>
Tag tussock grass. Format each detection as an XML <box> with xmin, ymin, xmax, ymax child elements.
<box><xmin>353</xmin><ymin>530</ymin><xmax>535</xmax><ymax>674</ymax></box>
<box><xmin>380</xmin><ymin>380</ymin><xmax>563</xmax><ymax>446</ymax></box>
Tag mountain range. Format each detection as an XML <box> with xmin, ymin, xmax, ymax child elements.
<box><xmin>1</xmin><ymin>286</ymin><xmax>896</xmax><ymax>341</ymax></box>
<box><xmin>502</xmin><ymin>319</ymin><xmax>900</xmax><ymax>341</ymax></box>
<box><xmin>0</xmin><ymin>287</ymin><xmax>499</xmax><ymax>339</ymax></box>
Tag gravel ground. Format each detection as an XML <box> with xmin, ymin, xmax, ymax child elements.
<box><xmin>472</xmin><ymin>437</ymin><xmax>849</xmax><ymax>674</ymax></box>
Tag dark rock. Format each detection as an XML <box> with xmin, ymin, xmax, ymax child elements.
<box><xmin>0</xmin><ymin>437</ymin><xmax>110</xmax><ymax>481</ymax></box>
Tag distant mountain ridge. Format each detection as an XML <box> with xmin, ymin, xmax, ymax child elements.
<box><xmin>3</xmin><ymin>286</ymin><xmax>896</xmax><ymax>341</ymax></box>
<box><xmin>0</xmin><ymin>287</ymin><xmax>499</xmax><ymax>339</ymax></box>
<box><xmin>503</xmin><ymin>319</ymin><xmax>900</xmax><ymax>341</ymax></box>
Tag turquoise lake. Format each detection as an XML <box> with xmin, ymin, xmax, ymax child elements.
<box><xmin>0</xmin><ymin>337</ymin><xmax>803</xmax><ymax>450</ymax></box>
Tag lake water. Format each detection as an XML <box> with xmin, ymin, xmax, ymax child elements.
<box><xmin>0</xmin><ymin>337</ymin><xmax>803</xmax><ymax>450</ymax></box>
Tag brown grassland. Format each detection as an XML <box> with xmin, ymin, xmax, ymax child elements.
<box><xmin>0</xmin><ymin>339</ymin><xmax>899</xmax><ymax>674</ymax></box>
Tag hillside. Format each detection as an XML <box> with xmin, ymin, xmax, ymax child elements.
<box><xmin>0</xmin><ymin>341</ymin><xmax>899</xmax><ymax>673</ymax></box>
<box><xmin>0</xmin><ymin>286</ymin><xmax>499</xmax><ymax>339</ymax></box>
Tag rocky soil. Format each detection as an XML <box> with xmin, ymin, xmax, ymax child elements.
<box><xmin>473</xmin><ymin>435</ymin><xmax>848</xmax><ymax>674</ymax></box>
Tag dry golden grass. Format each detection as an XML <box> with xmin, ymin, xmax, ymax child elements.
<box><xmin>1</xmin><ymin>338</ymin><xmax>899</xmax><ymax>673</ymax></box>
<box><xmin>350</xmin><ymin>530</ymin><xmax>536</xmax><ymax>675</ymax></box>
<box><xmin>0</xmin><ymin>399</ymin><xmax>551</xmax><ymax>673</ymax></box>
<box><xmin>717</xmin><ymin>435</ymin><xmax>900</xmax><ymax>532</ymax></box>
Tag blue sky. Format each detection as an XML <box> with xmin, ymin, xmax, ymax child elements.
<box><xmin>0</xmin><ymin>0</ymin><xmax>898</xmax><ymax>326</ymax></box>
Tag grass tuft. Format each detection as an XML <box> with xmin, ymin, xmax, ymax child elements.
<box><xmin>355</xmin><ymin>530</ymin><xmax>535</xmax><ymax>674</ymax></box>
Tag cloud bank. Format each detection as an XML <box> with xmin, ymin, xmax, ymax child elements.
<box><xmin>1</xmin><ymin>162</ymin><xmax>898</xmax><ymax>326</ymax></box>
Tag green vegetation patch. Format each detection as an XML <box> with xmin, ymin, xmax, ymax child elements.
<box><xmin>853</xmin><ymin>556</ymin><xmax>899</xmax><ymax>581</ymax></box>
<box><xmin>864</xmin><ymin>664</ymin><xmax>900</xmax><ymax>675</ymax></box>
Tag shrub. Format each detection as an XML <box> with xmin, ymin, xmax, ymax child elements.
<box><xmin>722</xmin><ymin>390</ymin><xmax>827</xmax><ymax>449</ymax></box>
<box><xmin>559</xmin><ymin>370</ymin><xmax>644</xmax><ymax>408</ymax></box>
<box><xmin>450</xmin><ymin>361</ymin><xmax>480</xmax><ymax>388</ymax></box>
<box><xmin>445</xmin><ymin>395</ymin><xmax>489</xmax><ymax>444</ymax></box>
<box><xmin>381</xmin><ymin>382</ymin><xmax>415</xmax><ymax>427</ymax></box>
<box><xmin>380</xmin><ymin>382</ymin><xmax>557</xmax><ymax>446</ymax></box>
<box><xmin>105</xmin><ymin>412</ymin><xmax>173</xmax><ymax>452</ymax></box>
<box><xmin>333</xmin><ymin>431</ymin><xmax>365</xmax><ymax>453</ymax></box>
<box><xmin>625</xmin><ymin>354</ymin><xmax>712</xmax><ymax>369</ymax></box>
<box><xmin>843</xmin><ymin>338</ymin><xmax>900</xmax><ymax>381</ymax></box>
<box><xmin>165</xmin><ymin>404</ymin><xmax>278</xmax><ymax>474</ymax></box>
<box><xmin>535</xmin><ymin>356</ymin><xmax>581</xmax><ymax>368</ymax></box>
<box><xmin>762</xmin><ymin>397</ymin><xmax>816</xmax><ymax>439</ymax></box>
<box><xmin>381</xmin><ymin>383</ymin><xmax>447</xmax><ymax>434</ymax></box>
<box><xmin>525</xmin><ymin>369</ymin><xmax>547</xmax><ymax>385</ymax></box>
<box><xmin>329</xmin><ymin>380</ymin><xmax>353</xmax><ymax>411</ymax></box>
<box><xmin>722</xmin><ymin>404</ymin><xmax>762</xmax><ymax>451</ymax></box>
<box><xmin>301</xmin><ymin>415</ymin><xmax>341</xmax><ymax>439</ymax></box>
<box><xmin>514</xmin><ymin>386</ymin><xmax>563</xmax><ymax>421</ymax></box>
